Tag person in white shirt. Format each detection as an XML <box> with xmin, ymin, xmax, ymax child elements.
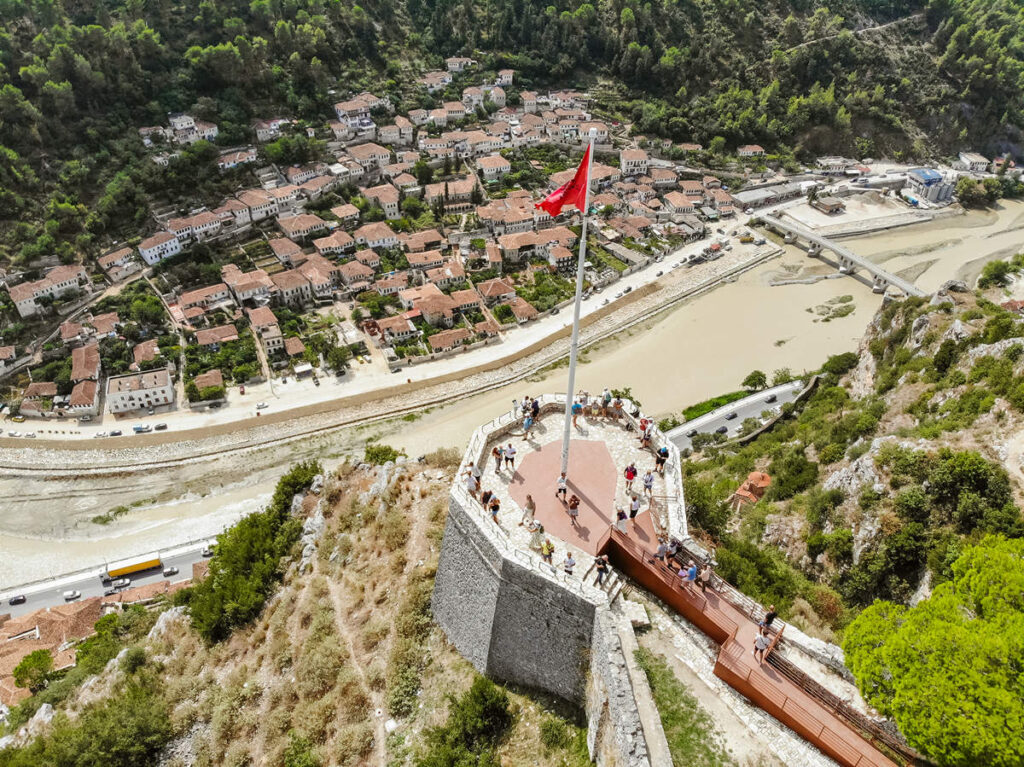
<box><xmin>563</xmin><ymin>553</ymin><xmax>576</xmax><ymax>575</ymax></box>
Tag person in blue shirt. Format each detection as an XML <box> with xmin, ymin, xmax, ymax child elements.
<box><xmin>571</xmin><ymin>399</ymin><xmax>583</xmax><ymax>428</ymax></box>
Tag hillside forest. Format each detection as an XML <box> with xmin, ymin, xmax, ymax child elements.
<box><xmin>0</xmin><ymin>0</ymin><xmax>1022</xmax><ymax>263</ymax></box>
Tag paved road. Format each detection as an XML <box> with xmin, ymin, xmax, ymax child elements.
<box><xmin>0</xmin><ymin>545</ymin><xmax>212</xmax><ymax>619</ymax></box>
<box><xmin>666</xmin><ymin>380</ymin><xmax>805</xmax><ymax>451</ymax></box>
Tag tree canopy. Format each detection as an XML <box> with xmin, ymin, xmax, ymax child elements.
<box><xmin>843</xmin><ymin>535</ymin><xmax>1024</xmax><ymax>766</ymax></box>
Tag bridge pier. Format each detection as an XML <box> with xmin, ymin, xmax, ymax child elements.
<box><xmin>761</xmin><ymin>214</ymin><xmax>924</xmax><ymax>297</ymax></box>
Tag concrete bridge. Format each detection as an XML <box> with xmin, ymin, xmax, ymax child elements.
<box><xmin>760</xmin><ymin>214</ymin><xmax>925</xmax><ymax>297</ymax></box>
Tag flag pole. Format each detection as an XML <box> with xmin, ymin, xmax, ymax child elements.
<box><xmin>561</xmin><ymin>139</ymin><xmax>595</xmax><ymax>476</ymax></box>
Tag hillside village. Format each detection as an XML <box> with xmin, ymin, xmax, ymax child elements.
<box><xmin>0</xmin><ymin>59</ymin><xmax>1017</xmax><ymax>427</ymax></box>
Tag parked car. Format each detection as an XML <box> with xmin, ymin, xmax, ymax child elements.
<box><xmin>765</xmin><ymin>394</ymin><xmax>777</xmax><ymax>404</ymax></box>
<box><xmin>163</xmin><ymin>566</ymin><xmax>179</xmax><ymax>577</ymax></box>
<box><xmin>8</xmin><ymin>595</ymin><xmax>26</xmax><ymax>605</ymax></box>
<box><xmin>7</xmin><ymin>431</ymin><xmax>19</xmax><ymax>437</ymax></box>
<box><xmin>93</xmin><ymin>432</ymin><xmax>108</xmax><ymax>439</ymax></box>
<box><xmin>78</xmin><ymin>415</ymin><xmax>92</xmax><ymax>422</ymax></box>
<box><xmin>623</xmin><ymin>286</ymin><xmax>632</xmax><ymax>293</ymax></box>
<box><xmin>725</xmin><ymin>412</ymin><xmax>738</xmax><ymax>420</ymax></box>
<box><xmin>109</xmin><ymin>430</ymin><xmax>122</xmax><ymax>436</ymax></box>
<box><xmin>133</xmin><ymin>425</ymin><xmax>152</xmax><ymax>434</ymax></box>
<box><xmin>313</xmin><ymin>378</ymin><xmax>321</xmax><ymax>386</ymax></box>
<box><xmin>63</xmin><ymin>590</ymin><xmax>82</xmax><ymax>601</ymax></box>
<box><xmin>24</xmin><ymin>432</ymin><xmax>35</xmax><ymax>438</ymax></box>
<box><xmin>656</xmin><ymin>271</ymin><xmax>663</xmax><ymax>277</ymax></box>
<box><xmin>685</xmin><ymin>429</ymin><xmax>698</xmax><ymax>438</ymax></box>
<box><xmin>614</xmin><ymin>291</ymin><xmax>623</xmax><ymax>298</ymax></box>
<box><xmin>112</xmin><ymin>578</ymin><xmax>131</xmax><ymax>588</ymax></box>
<box><xmin>103</xmin><ymin>588</ymin><xmax>119</xmax><ymax>597</ymax></box>
<box><xmin>154</xmin><ymin>423</ymin><xmax>168</xmax><ymax>430</ymax></box>
<box><xmin>715</xmin><ymin>425</ymin><xmax>728</xmax><ymax>434</ymax></box>
<box><xmin>10</xmin><ymin>415</ymin><xmax>25</xmax><ymax>423</ymax></box>
<box><xmin>256</xmin><ymin>402</ymin><xmax>269</xmax><ymax>410</ymax></box>
<box><xmin>201</xmin><ymin>546</ymin><xmax>214</xmax><ymax>557</ymax></box>
<box><xmin>147</xmin><ymin>408</ymin><xmax>154</xmax><ymax>415</ymax></box>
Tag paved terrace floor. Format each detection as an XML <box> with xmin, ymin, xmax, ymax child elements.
<box><xmin>474</xmin><ymin>411</ymin><xmax>666</xmax><ymax>562</ymax></box>
<box><xmin>473</xmin><ymin>409</ymin><xmax>899</xmax><ymax>767</ymax></box>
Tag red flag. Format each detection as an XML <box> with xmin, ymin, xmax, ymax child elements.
<box><xmin>536</xmin><ymin>145</ymin><xmax>591</xmax><ymax>216</ymax></box>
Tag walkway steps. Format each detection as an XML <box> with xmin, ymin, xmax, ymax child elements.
<box><xmin>599</xmin><ymin>529</ymin><xmax>902</xmax><ymax>767</ymax></box>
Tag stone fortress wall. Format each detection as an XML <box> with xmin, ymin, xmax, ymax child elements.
<box><xmin>432</xmin><ymin>394</ymin><xmax>684</xmax><ymax>766</ymax></box>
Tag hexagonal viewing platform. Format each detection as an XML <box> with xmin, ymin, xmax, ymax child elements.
<box><xmin>431</xmin><ymin>394</ymin><xmax>687</xmax><ymax>765</ymax></box>
<box><xmin>432</xmin><ymin>394</ymin><xmax>905</xmax><ymax>767</ymax></box>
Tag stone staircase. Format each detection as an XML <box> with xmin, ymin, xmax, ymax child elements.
<box><xmin>583</xmin><ymin>561</ymin><xmax>627</xmax><ymax>604</ymax></box>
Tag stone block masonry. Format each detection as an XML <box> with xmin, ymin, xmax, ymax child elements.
<box><xmin>432</xmin><ymin>491</ymin><xmax>598</xmax><ymax>702</ymax></box>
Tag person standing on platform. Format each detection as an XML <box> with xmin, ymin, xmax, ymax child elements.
<box><xmin>595</xmin><ymin>555</ymin><xmax>609</xmax><ymax>586</ymax></box>
<box><xmin>754</xmin><ymin>626</ymin><xmax>771</xmax><ymax>664</ymax></box>
<box><xmin>615</xmin><ymin>508</ymin><xmax>629</xmax><ymax>534</ymax></box>
<box><xmin>629</xmin><ymin>494</ymin><xmax>642</xmax><ymax>518</ymax></box>
<box><xmin>698</xmin><ymin>562</ymin><xmax>712</xmax><ymax>593</ymax></box>
<box><xmin>563</xmin><ymin>552</ymin><xmax>576</xmax><ymax>576</ymax></box>
<box><xmin>556</xmin><ymin>472</ymin><xmax>568</xmax><ymax>502</ymax></box>
<box><xmin>540</xmin><ymin>538</ymin><xmax>555</xmax><ymax>564</ymax></box>
<box><xmin>624</xmin><ymin>462</ymin><xmax>637</xmax><ymax>493</ymax></box>
<box><xmin>655</xmin><ymin>444</ymin><xmax>669</xmax><ymax>474</ymax></box>
<box><xmin>642</xmin><ymin>469</ymin><xmax>655</xmax><ymax>499</ymax></box>
<box><xmin>567</xmin><ymin>493</ymin><xmax>580</xmax><ymax>527</ymax></box>
<box><xmin>520</xmin><ymin>494</ymin><xmax>536</xmax><ymax>526</ymax></box>
<box><xmin>504</xmin><ymin>443</ymin><xmax>517</xmax><ymax>470</ymax></box>
<box><xmin>492</xmin><ymin>445</ymin><xmax>504</xmax><ymax>474</ymax></box>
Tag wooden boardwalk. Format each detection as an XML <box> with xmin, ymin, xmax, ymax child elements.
<box><xmin>600</xmin><ymin>529</ymin><xmax>902</xmax><ymax>767</ymax></box>
<box><xmin>502</xmin><ymin>432</ymin><xmax>904</xmax><ymax>767</ymax></box>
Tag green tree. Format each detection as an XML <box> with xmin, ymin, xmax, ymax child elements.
<box><xmin>955</xmin><ymin>176</ymin><xmax>988</xmax><ymax>208</ymax></box>
<box><xmin>417</xmin><ymin>676</ymin><xmax>514</xmax><ymax>767</ymax></box>
<box><xmin>13</xmin><ymin>648</ymin><xmax>53</xmax><ymax>692</ymax></box>
<box><xmin>326</xmin><ymin>345</ymin><xmax>352</xmax><ymax>373</ymax></box>
<box><xmin>742</xmin><ymin>369</ymin><xmax>767</xmax><ymax>390</ymax></box>
<box><xmin>771</xmin><ymin>368</ymin><xmax>794</xmax><ymax>386</ymax></box>
<box><xmin>843</xmin><ymin>536</ymin><xmax>1024</xmax><ymax>766</ymax></box>
<box><xmin>413</xmin><ymin>159</ymin><xmax>433</xmax><ymax>186</ymax></box>
<box><xmin>978</xmin><ymin>259</ymin><xmax>1014</xmax><ymax>288</ymax></box>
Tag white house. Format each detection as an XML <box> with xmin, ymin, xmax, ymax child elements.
<box><xmin>619</xmin><ymin>149</ymin><xmax>649</xmax><ymax>178</ymax></box>
<box><xmin>354</xmin><ymin>222</ymin><xmax>400</xmax><ymax>250</ymax></box>
<box><xmin>958</xmin><ymin>151</ymin><xmax>989</xmax><ymax>173</ymax></box>
<box><xmin>237</xmin><ymin>189</ymin><xmax>280</xmax><ymax>222</ymax></box>
<box><xmin>106</xmin><ymin>369</ymin><xmax>175</xmax><ymax>414</ymax></box>
<box><xmin>445</xmin><ymin>56</ymin><xmax>476</xmax><ymax>72</ymax></box>
<box><xmin>138</xmin><ymin>231</ymin><xmax>182</xmax><ymax>265</ymax></box>
<box><xmin>7</xmin><ymin>265</ymin><xmax>90</xmax><ymax>318</ymax></box>
<box><xmin>478</xmin><ymin>155</ymin><xmax>512</xmax><ymax>182</ymax></box>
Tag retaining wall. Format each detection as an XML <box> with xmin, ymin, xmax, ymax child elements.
<box><xmin>432</xmin><ymin>489</ymin><xmax>599</xmax><ymax>701</ymax></box>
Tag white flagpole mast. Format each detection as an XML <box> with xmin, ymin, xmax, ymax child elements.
<box><xmin>561</xmin><ymin>139</ymin><xmax>595</xmax><ymax>475</ymax></box>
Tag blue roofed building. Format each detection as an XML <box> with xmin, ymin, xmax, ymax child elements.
<box><xmin>907</xmin><ymin>167</ymin><xmax>954</xmax><ymax>204</ymax></box>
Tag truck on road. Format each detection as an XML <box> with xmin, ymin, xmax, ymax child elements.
<box><xmin>102</xmin><ymin>552</ymin><xmax>161</xmax><ymax>581</ymax></box>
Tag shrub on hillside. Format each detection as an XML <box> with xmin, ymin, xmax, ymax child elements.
<box><xmin>364</xmin><ymin>443</ymin><xmax>405</xmax><ymax>465</ymax></box>
<box><xmin>188</xmin><ymin>460</ymin><xmax>321</xmax><ymax>643</ymax></box>
<box><xmin>417</xmin><ymin>676</ymin><xmax>514</xmax><ymax>767</ymax></box>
